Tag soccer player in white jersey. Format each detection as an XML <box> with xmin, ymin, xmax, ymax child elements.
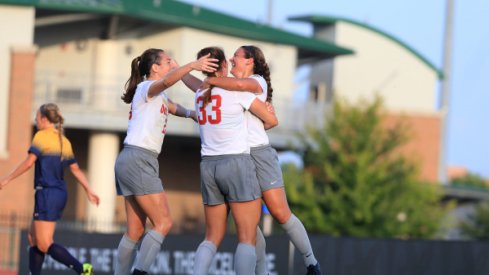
<box><xmin>186</xmin><ymin>45</ymin><xmax>323</xmax><ymax>275</ymax></box>
<box><xmin>191</xmin><ymin>47</ymin><xmax>278</xmax><ymax>275</ymax></box>
<box><xmin>114</xmin><ymin>48</ymin><xmax>218</xmax><ymax>275</ymax></box>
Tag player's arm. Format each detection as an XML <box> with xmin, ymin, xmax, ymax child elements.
<box><xmin>69</xmin><ymin>163</ymin><xmax>100</xmax><ymax>206</ymax></box>
<box><xmin>0</xmin><ymin>153</ymin><xmax>37</xmax><ymax>189</ymax></box>
<box><xmin>249</xmin><ymin>98</ymin><xmax>278</xmax><ymax>130</ymax></box>
<box><xmin>168</xmin><ymin>99</ymin><xmax>197</xmax><ymax>122</ymax></box>
<box><xmin>148</xmin><ymin>54</ymin><xmax>218</xmax><ymax>98</ymax></box>
<box><xmin>205</xmin><ymin>77</ymin><xmax>262</xmax><ymax>94</ymax></box>
<box><xmin>182</xmin><ymin>73</ymin><xmax>203</xmax><ymax>93</ymax></box>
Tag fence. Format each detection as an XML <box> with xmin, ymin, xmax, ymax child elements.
<box><xmin>5</xmin><ymin>212</ymin><xmax>489</xmax><ymax>275</ymax></box>
<box><xmin>0</xmin><ymin>212</ymin><xmax>126</xmax><ymax>274</ymax></box>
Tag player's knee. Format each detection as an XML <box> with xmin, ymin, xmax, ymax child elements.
<box><xmin>127</xmin><ymin>227</ymin><xmax>145</xmax><ymax>241</ymax></box>
<box><xmin>36</xmin><ymin>240</ymin><xmax>52</xmax><ymax>253</ymax></box>
<box><xmin>271</xmin><ymin>209</ymin><xmax>291</xmax><ymax>224</ymax></box>
<box><xmin>154</xmin><ymin>216</ymin><xmax>172</xmax><ymax>235</ymax></box>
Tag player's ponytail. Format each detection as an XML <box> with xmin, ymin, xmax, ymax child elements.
<box><xmin>39</xmin><ymin>103</ymin><xmax>65</xmax><ymax>159</ymax></box>
<box><xmin>242</xmin><ymin>45</ymin><xmax>274</xmax><ymax>103</ymax></box>
<box><xmin>197</xmin><ymin>47</ymin><xmax>226</xmax><ymax>106</ymax></box>
<box><xmin>122</xmin><ymin>48</ymin><xmax>164</xmax><ymax>104</ymax></box>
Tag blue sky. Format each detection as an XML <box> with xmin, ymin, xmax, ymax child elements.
<box><xmin>180</xmin><ymin>0</ymin><xmax>489</xmax><ymax>179</ymax></box>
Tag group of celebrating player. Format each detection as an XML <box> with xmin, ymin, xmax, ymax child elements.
<box><xmin>0</xmin><ymin>45</ymin><xmax>322</xmax><ymax>275</ymax></box>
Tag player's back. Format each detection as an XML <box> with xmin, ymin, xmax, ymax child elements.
<box><xmin>195</xmin><ymin>87</ymin><xmax>256</xmax><ymax>156</ymax></box>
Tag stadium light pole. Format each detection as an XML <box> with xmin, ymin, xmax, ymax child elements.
<box><xmin>438</xmin><ymin>0</ymin><xmax>454</xmax><ymax>184</ymax></box>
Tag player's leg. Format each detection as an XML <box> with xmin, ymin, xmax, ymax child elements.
<box><xmin>34</xmin><ymin>220</ymin><xmax>86</xmax><ymax>274</ymax></box>
<box><xmin>255</xmin><ymin>226</ymin><xmax>268</xmax><ymax>275</ymax></box>
<box><xmin>131</xmin><ymin>192</ymin><xmax>172</xmax><ymax>274</ymax></box>
<box><xmin>230</xmin><ymin>199</ymin><xmax>262</xmax><ymax>275</ymax></box>
<box><xmin>193</xmin><ymin>203</ymin><xmax>229</xmax><ymax>275</ymax></box>
<box><xmin>263</xmin><ymin>188</ymin><xmax>320</xmax><ymax>272</ymax></box>
<box><xmin>115</xmin><ymin>196</ymin><xmax>146</xmax><ymax>275</ymax></box>
<box><xmin>28</xmin><ymin>221</ymin><xmax>45</xmax><ymax>275</ymax></box>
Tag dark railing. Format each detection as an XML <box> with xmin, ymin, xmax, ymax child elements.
<box><xmin>0</xmin><ymin>212</ymin><xmax>126</xmax><ymax>274</ymax></box>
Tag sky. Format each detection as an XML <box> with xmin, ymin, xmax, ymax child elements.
<box><xmin>179</xmin><ymin>0</ymin><xmax>489</xmax><ymax>179</ymax></box>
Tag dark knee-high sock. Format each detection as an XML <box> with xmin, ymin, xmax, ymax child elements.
<box><xmin>29</xmin><ymin>246</ymin><xmax>45</xmax><ymax>275</ymax></box>
<box><xmin>47</xmin><ymin>243</ymin><xmax>83</xmax><ymax>274</ymax></box>
<box><xmin>281</xmin><ymin>214</ymin><xmax>317</xmax><ymax>266</ymax></box>
<box><xmin>255</xmin><ymin>227</ymin><xmax>268</xmax><ymax>275</ymax></box>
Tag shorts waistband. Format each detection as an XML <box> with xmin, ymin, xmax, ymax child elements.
<box><xmin>250</xmin><ymin>144</ymin><xmax>272</xmax><ymax>152</ymax></box>
<box><xmin>201</xmin><ymin>153</ymin><xmax>251</xmax><ymax>161</ymax></box>
<box><xmin>123</xmin><ymin>144</ymin><xmax>159</xmax><ymax>158</ymax></box>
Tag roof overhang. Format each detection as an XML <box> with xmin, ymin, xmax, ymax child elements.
<box><xmin>2</xmin><ymin>0</ymin><xmax>354</xmax><ymax>64</ymax></box>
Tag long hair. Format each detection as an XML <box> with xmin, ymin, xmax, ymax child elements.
<box><xmin>197</xmin><ymin>47</ymin><xmax>226</xmax><ymax>106</ymax></box>
<box><xmin>39</xmin><ymin>103</ymin><xmax>65</xmax><ymax>159</ymax></box>
<box><xmin>122</xmin><ymin>48</ymin><xmax>164</xmax><ymax>104</ymax></box>
<box><xmin>241</xmin><ymin>45</ymin><xmax>273</xmax><ymax>103</ymax></box>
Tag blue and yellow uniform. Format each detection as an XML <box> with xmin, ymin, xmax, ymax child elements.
<box><xmin>28</xmin><ymin>128</ymin><xmax>76</xmax><ymax>221</ymax></box>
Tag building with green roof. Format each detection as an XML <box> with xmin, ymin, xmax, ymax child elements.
<box><xmin>289</xmin><ymin>15</ymin><xmax>444</xmax><ymax>182</ymax></box>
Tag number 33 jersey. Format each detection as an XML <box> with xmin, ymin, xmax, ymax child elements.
<box><xmin>196</xmin><ymin>87</ymin><xmax>256</xmax><ymax>156</ymax></box>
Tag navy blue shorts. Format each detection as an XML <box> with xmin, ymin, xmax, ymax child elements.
<box><xmin>33</xmin><ymin>187</ymin><xmax>67</xmax><ymax>221</ymax></box>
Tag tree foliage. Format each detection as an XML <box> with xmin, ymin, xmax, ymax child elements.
<box><xmin>460</xmin><ymin>203</ymin><xmax>489</xmax><ymax>240</ymax></box>
<box><xmin>450</xmin><ymin>172</ymin><xmax>488</xmax><ymax>189</ymax></box>
<box><xmin>284</xmin><ymin>97</ymin><xmax>449</xmax><ymax>239</ymax></box>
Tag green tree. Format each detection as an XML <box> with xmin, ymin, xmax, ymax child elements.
<box><xmin>460</xmin><ymin>202</ymin><xmax>489</xmax><ymax>240</ymax></box>
<box><xmin>284</xmin><ymin>97</ymin><xmax>450</xmax><ymax>238</ymax></box>
<box><xmin>450</xmin><ymin>172</ymin><xmax>488</xmax><ymax>189</ymax></box>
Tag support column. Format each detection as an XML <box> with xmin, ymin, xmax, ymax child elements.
<box><xmin>0</xmin><ymin>5</ymin><xmax>34</xmax><ymax>158</ymax></box>
<box><xmin>86</xmin><ymin>131</ymin><xmax>119</xmax><ymax>232</ymax></box>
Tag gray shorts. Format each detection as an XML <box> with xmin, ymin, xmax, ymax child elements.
<box><xmin>115</xmin><ymin>145</ymin><xmax>164</xmax><ymax>196</ymax></box>
<box><xmin>200</xmin><ymin>154</ymin><xmax>261</xmax><ymax>205</ymax></box>
<box><xmin>250</xmin><ymin>144</ymin><xmax>284</xmax><ymax>192</ymax></box>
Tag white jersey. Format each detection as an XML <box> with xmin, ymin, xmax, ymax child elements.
<box><xmin>124</xmin><ymin>80</ymin><xmax>170</xmax><ymax>154</ymax></box>
<box><xmin>246</xmin><ymin>75</ymin><xmax>270</xmax><ymax>147</ymax></box>
<box><xmin>196</xmin><ymin>86</ymin><xmax>256</xmax><ymax>156</ymax></box>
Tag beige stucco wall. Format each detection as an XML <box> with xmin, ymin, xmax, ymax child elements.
<box><xmin>34</xmin><ymin>27</ymin><xmax>298</xmax><ymax>139</ymax></box>
<box><xmin>0</xmin><ymin>5</ymin><xmax>34</xmax><ymax>158</ymax></box>
<box><xmin>332</xmin><ymin>22</ymin><xmax>438</xmax><ymax>113</ymax></box>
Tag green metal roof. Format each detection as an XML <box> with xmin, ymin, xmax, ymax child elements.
<box><xmin>289</xmin><ymin>15</ymin><xmax>443</xmax><ymax>79</ymax></box>
<box><xmin>0</xmin><ymin>0</ymin><xmax>353</xmax><ymax>59</ymax></box>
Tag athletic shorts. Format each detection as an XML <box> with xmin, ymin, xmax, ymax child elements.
<box><xmin>250</xmin><ymin>144</ymin><xmax>284</xmax><ymax>192</ymax></box>
<box><xmin>33</xmin><ymin>186</ymin><xmax>67</xmax><ymax>221</ymax></box>
<box><xmin>115</xmin><ymin>145</ymin><xmax>164</xmax><ymax>196</ymax></box>
<box><xmin>200</xmin><ymin>154</ymin><xmax>261</xmax><ymax>205</ymax></box>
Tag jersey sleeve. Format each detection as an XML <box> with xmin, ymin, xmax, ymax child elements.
<box><xmin>236</xmin><ymin>92</ymin><xmax>257</xmax><ymax>111</ymax></box>
<box><xmin>141</xmin><ymin>80</ymin><xmax>156</xmax><ymax>103</ymax></box>
<box><xmin>62</xmin><ymin>138</ymin><xmax>77</xmax><ymax>165</ymax></box>
<box><xmin>249</xmin><ymin>74</ymin><xmax>268</xmax><ymax>95</ymax></box>
<box><xmin>28</xmin><ymin>132</ymin><xmax>43</xmax><ymax>157</ymax></box>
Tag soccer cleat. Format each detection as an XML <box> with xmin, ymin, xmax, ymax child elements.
<box><xmin>82</xmin><ymin>263</ymin><xmax>93</xmax><ymax>275</ymax></box>
<box><xmin>132</xmin><ymin>269</ymin><xmax>148</xmax><ymax>275</ymax></box>
<box><xmin>306</xmin><ymin>262</ymin><xmax>322</xmax><ymax>275</ymax></box>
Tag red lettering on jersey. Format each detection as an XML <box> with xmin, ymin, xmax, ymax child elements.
<box><xmin>196</xmin><ymin>95</ymin><xmax>222</xmax><ymax>125</ymax></box>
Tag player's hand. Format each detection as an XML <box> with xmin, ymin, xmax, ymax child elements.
<box><xmin>0</xmin><ymin>178</ymin><xmax>9</xmax><ymax>190</ymax></box>
<box><xmin>266</xmin><ymin>102</ymin><xmax>275</xmax><ymax>114</ymax></box>
<box><xmin>87</xmin><ymin>191</ymin><xmax>100</xmax><ymax>206</ymax></box>
<box><xmin>191</xmin><ymin>53</ymin><xmax>219</xmax><ymax>72</ymax></box>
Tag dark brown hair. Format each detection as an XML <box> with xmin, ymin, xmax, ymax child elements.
<box><xmin>39</xmin><ymin>103</ymin><xmax>65</xmax><ymax>159</ymax></box>
<box><xmin>197</xmin><ymin>47</ymin><xmax>226</xmax><ymax>106</ymax></box>
<box><xmin>241</xmin><ymin>45</ymin><xmax>273</xmax><ymax>102</ymax></box>
<box><xmin>122</xmin><ymin>48</ymin><xmax>164</xmax><ymax>104</ymax></box>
